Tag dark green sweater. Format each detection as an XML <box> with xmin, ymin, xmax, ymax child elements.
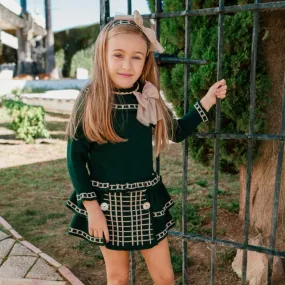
<box><xmin>66</xmin><ymin>82</ymin><xmax>209</xmax><ymax>206</ymax></box>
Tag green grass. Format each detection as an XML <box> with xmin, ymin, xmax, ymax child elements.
<box><xmin>0</xmin><ymin>158</ymin><xmax>69</xmax><ymax>243</ymax></box>
<box><xmin>195</xmin><ymin>179</ymin><xmax>208</xmax><ymax>187</ymax></box>
<box><xmin>167</xmin><ymin>187</ymin><xmax>182</xmax><ymax>195</ymax></box>
<box><xmin>72</xmin><ymin>239</ymin><xmax>104</xmax><ymax>261</ymax></box>
<box><xmin>170</xmin><ymin>199</ymin><xmax>202</xmax><ymax>233</ymax></box>
<box><xmin>170</xmin><ymin>244</ymin><xmax>192</xmax><ymax>274</ymax></box>
<box><xmin>217</xmin><ymin>247</ymin><xmax>237</xmax><ymax>265</ymax></box>
<box><xmin>207</xmin><ymin>188</ymin><xmax>227</xmax><ymax>198</ymax></box>
<box><xmin>219</xmin><ymin>200</ymin><xmax>240</xmax><ymax>213</ymax></box>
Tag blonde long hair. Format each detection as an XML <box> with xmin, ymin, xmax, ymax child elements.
<box><xmin>66</xmin><ymin>20</ymin><xmax>176</xmax><ymax>157</ymax></box>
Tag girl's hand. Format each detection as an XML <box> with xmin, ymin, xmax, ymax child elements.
<box><xmin>87</xmin><ymin>207</ymin><xmax>110</xmax><ymax>243</ymax></box>
<box><xmin>200</xmin><ymin>79</ymin><xmax>227</xmax><ymax>111</ymax></box>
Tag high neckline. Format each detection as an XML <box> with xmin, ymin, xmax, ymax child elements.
<box><xmin>112</xmin><ymin>81</ymin><xmax>140</xmax><ymax>95</ymax></box>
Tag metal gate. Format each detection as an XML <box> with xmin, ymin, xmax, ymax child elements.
<box><xmin>99</xmin><ymin>1</ymin><xmax>285</xmax><ymax>284</ymax></box>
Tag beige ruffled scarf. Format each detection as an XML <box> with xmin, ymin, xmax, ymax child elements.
<box><xmin>133</xmin><ymin>81</ymin><xmax>163</xmax><ymax>127</ymax></box>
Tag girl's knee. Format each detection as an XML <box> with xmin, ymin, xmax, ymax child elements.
<box><xmin>153</xmin><ymin>270</ymin><xmax>175</xmax><ymax>285</ymax></box>
<box><xmin>107</xmin><ymin>272</ymin><xmax>129</xmax><ymax>285</ymax></box>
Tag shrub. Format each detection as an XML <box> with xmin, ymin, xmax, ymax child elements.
<box><xmin>70</xmin><ymin>45</ymin><xmax>94</xmax><ymax>78</ymax></box>
<box><xmin>3</xmin><ymin>97</ymin><xmax>50</xmax><ymax>143</ymax></box>
<box><xmin>55</xmin><ymin>48</ymin><xmax>65</xmax><ymax>71</ymax></box>
<box><xmin>147</xmin><ymin>0</ymin><xmax>271</xmax><ymax>173</ymax></box>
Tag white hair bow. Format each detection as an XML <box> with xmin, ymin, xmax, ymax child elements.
<box><xmin>112</xmin><ymin>10</ymin><xmax>165</xmax><ymax>54</ymax></box>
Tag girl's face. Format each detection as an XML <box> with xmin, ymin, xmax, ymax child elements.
<box><xmin>106</xmin><ymin>33</ymin><xmax>148</xmax><ymax>89</ymax></box>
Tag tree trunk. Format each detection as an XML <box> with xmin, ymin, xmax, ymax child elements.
<box><xmin>239</xmin><ymin>5</ymin><xmax>285</xmax><ymax>239</ymax></box>
<box><xmin>239</xmin><ymin>8</ymin><xmax>285</xmax><ymax>239</ymax></box>
<box><xmin>239</xmin><ymin>143</ymin><xmax>285</xmax><ymax>239</ymax></box>
<box><xmin>236</xmin><ymin>8</ymin><xmax>285</xmax><ymax>284</ymax></box>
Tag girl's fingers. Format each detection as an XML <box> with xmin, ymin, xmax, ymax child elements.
<box><xmin>88</xmin><ymin>227</ymin><xmax>93</xmax><ymax>236</ymax></box>
<box><xmin>217</xmin><ymin>91</ymin><xmax>227</xmax><ymax>96</ymax></box>
<box><xmin>90</xmin><ymin>228</ymin><xmax>108</xmax><ymax>240</ymax></box>
<box><xmin>89</xmin><ymin>227</ymin><xmax>109</xmax><ymax>242</ymax></box>
<box><xmin>215</xmin><ymin>79</ymin><xmax>226</xmax><ymax>89</ymax></box>
<box><xmin>98</xmin><ymin>230</ymin><xmax>103</xmax><ymax>239</ymax></box>
<box><xmin>93</xmin><ymin>229</ymin><xmax>98</xmax><ymax>238</ymax></box>
<box><xmin>218</xmin><ymin>85</ymin><xmax>227</xmax><ymax>91</ymax></box>
<box><xmin>216</xmin><ymin>89</ymin><xmax>227</xmax><ymax>97</ymax></box>
<box><xmin>104</xmin><ymin>228</ymin><xmax>110</xmax><ymax>242</ymax></box>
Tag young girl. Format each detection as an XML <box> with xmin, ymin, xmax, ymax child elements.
<box><xmin>65</xmin><ymin>10</ymin><xmax>227</xmax><ymax>285</ymax></box>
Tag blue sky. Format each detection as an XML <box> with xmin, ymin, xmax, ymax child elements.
<box><xmin>17</xmin><ymin>0</ymin><xmax>151</xmax><ymax>32</ymax></box>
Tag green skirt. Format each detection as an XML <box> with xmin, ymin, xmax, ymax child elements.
<box><xmin>65</xmin><ymin>172</ymin><xmax>176</xmax><ymax>251</ymax></box>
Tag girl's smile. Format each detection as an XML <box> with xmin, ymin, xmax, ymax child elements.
<box><xmin>118</xmin><ymin>73</ymin><xmax>133</xmax><ymax>77</ymax></box>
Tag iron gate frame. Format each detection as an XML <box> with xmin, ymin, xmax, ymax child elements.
<box><xmin>99</xmin><ymin>1</ymin><xmax>285</xmax><ymax>284</ymax></box>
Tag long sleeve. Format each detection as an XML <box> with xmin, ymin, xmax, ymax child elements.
<box><xmin>168</xmin><ymin>100</ymin><xmax>209</xmax><ymax>143</ymax></box>
<box><xmin>66</xmin><ymin>124</ymin><xmax>97</xmax><ymax>206</ymax></box>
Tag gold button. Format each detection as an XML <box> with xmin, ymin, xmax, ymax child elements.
<box><xmin>143</xmin><ymin>202</ymin><xmax>150</xmax><ymax>210</ymax></box>
<box><xmin>100</xmin><ymin>202</ymin><xmax>109</xmax><ymax>211</ymax></box>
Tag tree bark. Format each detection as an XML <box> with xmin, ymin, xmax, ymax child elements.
<box><xmin>239</xmin><ymin>9</ymin><xmax>285</xmax><ymax>242</ymax></box>
<box><xmin>236</xmin><ymin>8</ymin><xmax>285</xmax><ymax>284</ymax></box>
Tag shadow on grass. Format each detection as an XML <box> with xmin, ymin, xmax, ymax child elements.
<box><xmin>0</xmin><ymin>158</ymin><xmax>71</xmax><ymax>239</ymax></box>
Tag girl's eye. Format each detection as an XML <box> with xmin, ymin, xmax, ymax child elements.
<box><xmin>113</xmin><ymin>54</ymin><xmax>141</xmax><ymax>60</ymax></box>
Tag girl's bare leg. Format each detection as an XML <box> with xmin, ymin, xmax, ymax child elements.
<box><xmin>140</xmin><ymin>237</ymin><xmax>175</xmax><ymax>285</ymax></box>
<box><xmin>99</xmin><ymin>245</ymin><xmax>130</xmax><ymax>285</ymax></box>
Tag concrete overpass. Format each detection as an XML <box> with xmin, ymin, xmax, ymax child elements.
<box><xmin>0</xmin><ymin>0</ymin><xmax>47</xmax><ymax>75</ymax></box>
<box><xmin>0</xmin><ymin>0</ymin><xmax>46</xmax><ymax>36</ymax></box>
